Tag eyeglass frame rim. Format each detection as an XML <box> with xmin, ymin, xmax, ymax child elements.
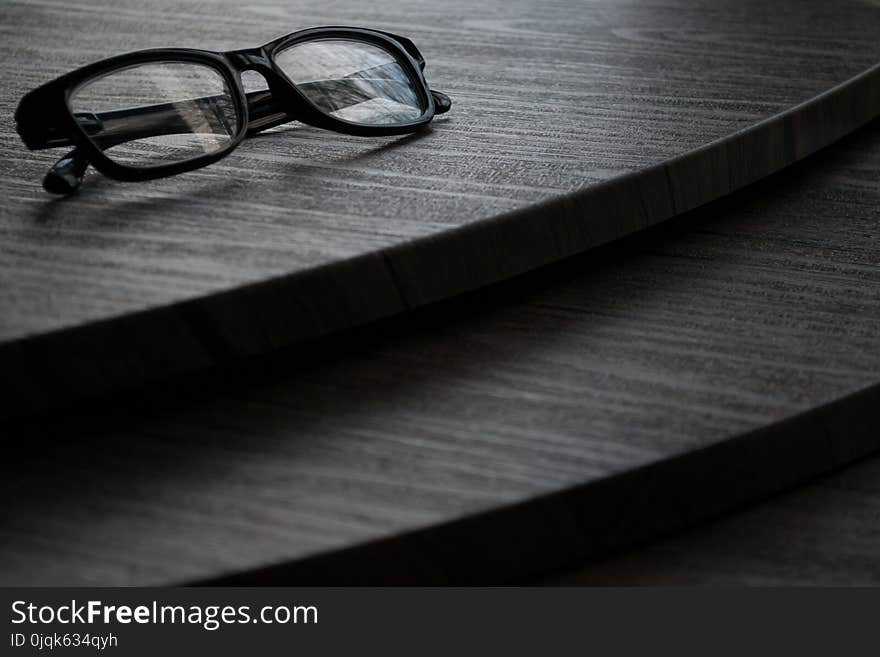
<box><xmin>15</xmin><ymin>26</ymin><xmax>439</xmax><ymax>183</ymax></box>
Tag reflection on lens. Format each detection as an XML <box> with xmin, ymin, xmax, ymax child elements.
<box><xmin>274</xmin><ymin>39</ymin><xmax>425</xmax><ymax>126</ymax></box>
<box><xmin>69</xmin><ymin>62</ymin><xmax>239</xmax><ymax>168</ymax></box>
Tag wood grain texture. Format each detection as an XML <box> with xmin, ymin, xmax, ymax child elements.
<box><xmin>543</xmin><ymin>452</ymin><xmax>880</xmax><ymax>585</ymax></box>
<box><xmin>1</xmin><ymin>116</ymin><xmax>879</xmax><ymax>585</ymax></box>
<box><xmin>2</xmin><ymin>0</ymin><xmax>880</xmax><ymax>414</ymax></box>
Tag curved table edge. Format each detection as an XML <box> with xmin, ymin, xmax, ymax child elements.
<box><xmin>194</xmin><ymin>379</ymin><xmax>880</xmax><ymax>585</ymax></box>
<box><xmin>4</xmin><ymin>62</ymin><xmax>880</xmax><ymax>417</ymax></box>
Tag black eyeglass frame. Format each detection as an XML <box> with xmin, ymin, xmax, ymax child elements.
<box><xmin>15</xmin><ymin>26</ymin><xmax>450</xmax><ymax>187</ymax></box>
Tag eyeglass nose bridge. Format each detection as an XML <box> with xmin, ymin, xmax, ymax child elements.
<box><xmin>227</xmin><ymin>47</ymin><xmax>274</xmax><ymax>73</ymax></box>
<box><xmin>225</xmin><ymin>47</ymin><xmax>306</xmax><ymax>133</ymax></box>
<box><xmin>226</xmin><ymin>47</ymin><xmax>297</xmax><ymax>95</ymax></box>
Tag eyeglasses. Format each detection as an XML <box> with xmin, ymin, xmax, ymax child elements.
<box><xmin>15</xmin><ymin>26</ymin><xmax>452</xmax><ymax>195</ymax></box>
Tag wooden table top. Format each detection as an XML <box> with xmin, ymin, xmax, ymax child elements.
<box><xmin>1</xmin><ymin>0</ymin><xmax>879</xmax><ymax>585</ymax></box>
<box><xmin>2</xmin><ymin>0</ymin><xmax>879</xmax><ymax>414</ymax></box>
<box><xmin>546</xmin><ymin>451</ymin><xmax>880</xmax><ymax>585</ymax></box>
<box><xmin>3</xmin><ymin>118</ymin><xmax>879</xmax><ymax>584</ymax></box>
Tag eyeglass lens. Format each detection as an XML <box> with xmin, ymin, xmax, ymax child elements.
<box><xmin>68</xmin><ymin>62</ymin><xmax>240</xmax><ymax>168</ymax></box>
<box><xmin>274</xmin><ymin>38</ymin><xmax>426</xmax><ymax>126</ymax></box>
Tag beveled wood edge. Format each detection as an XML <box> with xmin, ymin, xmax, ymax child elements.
<box><xmin>4</xmin><ymin>62</ymin><xmax>880</xmax><ymax>418</ymax></box>
<box><xmin>193</xmin><ymin>380</ymin><xmax>880</xmax><ymax>585</ymax></box>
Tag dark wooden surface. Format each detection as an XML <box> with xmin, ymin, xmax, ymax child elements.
<box><xmin>544</xmin><ymin>452</ymin><xmax>880</xmax><ymax>585</ymax></box>
<box><xmin>2</xmin><ymin>0</ymin><xmax>880</xmax><ymax>414</ymax></box>
<box><xmin>2</xmin><ymin>112</ymin><xmax>879</xmax><ymax>584</ymax></box>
